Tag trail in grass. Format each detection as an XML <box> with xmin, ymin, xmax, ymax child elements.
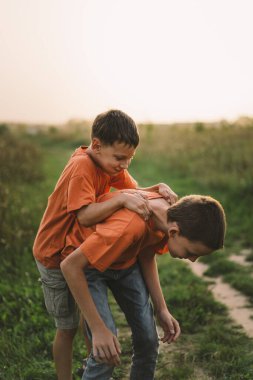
<box><xmin>187</xmin><ymin>260</ymin><xmax>253</xmax><ymax>338</ymax></box>
<box><xmin>229</xmin><ymin>248</ymin><xmax>253</xmax><ymax>271</ymax></box>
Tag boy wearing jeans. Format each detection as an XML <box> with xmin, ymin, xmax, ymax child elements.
<box><xmin>61</xmin><ymin>191</ymin><xmax>226</xmax><ymax>380</ymax></box>
<box><xmin>33</xmin><ymin>110</ymin><xmax>177</xmax><ymax>379</ymax></box>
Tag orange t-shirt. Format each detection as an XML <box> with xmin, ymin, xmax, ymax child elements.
<box><xmin>78</xmin><ymin>191</ymin><xmax>169</xmax><ymax>272</ymax></box>
<box><xmin>33</xmin><ymin>146</ymin><xmax>137</xmax><ymax>268</ymax></box>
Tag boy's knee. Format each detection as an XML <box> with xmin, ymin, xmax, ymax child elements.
<box><xmin>56</xmin><ymin>327</ymin><xmax>77</xmax><ymax>341</ymax></box>
<box><xmin>84</xmin><ymin>354</ymin><xmax>115</xmax><ymax>379</ymax></box>
<box><xmin>134</xmin><ymin>331</ymin><xmax>159</xmax><ymax>356</ymax></box>
<box><xmin>145</xmin><ymin>334</ymin><xmax>159</xmax><ymax>354</ymax></box>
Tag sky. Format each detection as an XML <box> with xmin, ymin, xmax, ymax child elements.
<box><xmin>1</xmin><ymin>0</ymin><xmax>253</xmax><ymax>124</ymax></box>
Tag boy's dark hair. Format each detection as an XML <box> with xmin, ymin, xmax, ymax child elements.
<box><xmin>167</xmin><ymin>195</ymin><xmax>226</xmax><ymax>250</ymax></box>
<box><xmin>91</xmin><ymin>110</ymin><xmax>139</xmax><ymax>147</ymax></box>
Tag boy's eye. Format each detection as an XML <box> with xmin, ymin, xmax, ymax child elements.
<box><xmin>114</xmin><ymin>156</ymin><xmax>133</xmax><ymax>161</ymax></box>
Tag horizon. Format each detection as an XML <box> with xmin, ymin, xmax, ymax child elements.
<box><xmin>2</xmin><ymin>114</ymin><xmax>253</xmax><ymax>128</ymax></box>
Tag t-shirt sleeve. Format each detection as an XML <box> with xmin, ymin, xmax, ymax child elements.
<box><xmin>109</xmin><ymin>170</ymin><xmax>137</xmax><ymax>189</ymax></box>
<box><xmin>140</xmin><ymin>236</ymin><xmax>168</xmax><ymax>257</ymax></box>
<box><xmin>152</xmin><ymin>237</ymin><xmax>169</xmax><ymax>256</ymax></box>
<box><xmin>79</xmin><ymin>211</ymin><xmax>146</xmax><ymax>271</ymax></box>
<box><xmin>67</xmin><ymin>175</ymin><xmax>95</xmax><ymax>213</ymax></box>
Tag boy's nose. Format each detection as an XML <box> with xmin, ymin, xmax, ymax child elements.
<box><xmin>189</xmin><ymin>256</ymin><xmax>197</xmax><ymax>262</ymax></box>
<box><xmin>120</xmin><ymin>161</ymin><xmax>129</xmax><ymax>169</ymax></box>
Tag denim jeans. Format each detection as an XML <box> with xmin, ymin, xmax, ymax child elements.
<box><xmin>82</xmin><ymin>263</ymin><xmax>159</xmax><ymax>380</ymax></box>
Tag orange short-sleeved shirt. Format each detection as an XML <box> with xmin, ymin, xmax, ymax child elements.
<box><xmin>33</xmin><ymin>146</ymin><xmax>137</xmax><ymax>268</ymax></box>
<box><xmin>79</xmin><ymin>191</ymin><xmax>169</xmax><ymax>272</ymax></box>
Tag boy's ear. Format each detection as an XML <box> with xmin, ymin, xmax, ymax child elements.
<box><xmin>168</xmin><ymin>222</ymin><xmax>180</xmax><ymax>238</ymax></box>
<box><xmin>91</xmin><ymin>138</ymin><xmax>102</xmax><ymax>153</ymax></box>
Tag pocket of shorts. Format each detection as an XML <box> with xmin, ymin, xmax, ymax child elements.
<box><xmin>41</xmin><ymin>278</ymin><xmax>74</xmax><ymax>318</ymax></box>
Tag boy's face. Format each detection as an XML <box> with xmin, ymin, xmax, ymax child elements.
<box><xmin>167</xmin><ymin>230</ymin><xmax>212</xmax><ymax>262</ymax></box>
<box><xmin>92</xmin><ymin>139</ymin><xmax>136</xmax><ymax>176</ymax></box>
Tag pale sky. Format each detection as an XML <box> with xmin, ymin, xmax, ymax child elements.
<box><xmin>1</xmin><ymin>0</ymin><xmax>253</xmax><ymax>124</ymax></box>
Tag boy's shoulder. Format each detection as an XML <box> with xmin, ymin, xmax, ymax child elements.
<box><xmin>59</xmin><ymin>146</ymin><xmax>100</xmax><ymax>182</ymax></box>
<box><xmin>69</xmin><ymin>146</ymin><xmax>97</xmax><ymax>172</ymax></box>
<box><xmin>97</xmin><ymin>192</ymin><xmax>147</xmax><ymax>232</ymax></box>
<box><xmin>71</xmin><ymin>146</ymin><xmax>89</xmax><ymax>162</ymax></box>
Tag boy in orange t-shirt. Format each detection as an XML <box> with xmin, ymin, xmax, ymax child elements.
<box><xmin>33</xmin><ymin>109</ymin><xmax>177</xmax><ymax>379</ymax></box>
<box><xmin>61</xmin><ymin>191</ymin><xmax>226</xmax><ymax>380</ymax></box>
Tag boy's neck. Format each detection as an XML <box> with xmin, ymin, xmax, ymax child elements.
<box><xmin>149</xmin><ymin>198</ymin><xmax>170</xmax><ymax>234</ymax></box>
<box><xmin>86</xmin><ymin>145</ymin><xmax>94</xmax><ymax>158</ymax></box>
<box><xmin>86</xmin><ymin>145</ymin><xmax>101</xmax><ymax>168</ymax></box>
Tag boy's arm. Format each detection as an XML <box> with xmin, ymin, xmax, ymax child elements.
<box><xmin>60</xmin><ymin>249</ymin><xmax>121</xmax><ymax>365</ymax></box>
<box><xmin>76</xmin><ymin>193</ymin><xmax>151</xmax><ymax>227</ymax></box>
<box><xmin>138</xmin><ymin>249</ymin><xmax>181</xmax><ymax>343</ymax></box>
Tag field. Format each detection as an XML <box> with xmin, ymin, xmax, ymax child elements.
<box><xmin>1</xmin><ymin>120</ymin><xmax>253</xmax><ymax>379</ymax></box>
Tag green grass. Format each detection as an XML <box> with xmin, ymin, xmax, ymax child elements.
<box><xmin>246</xmin><ymin>252</ymin><xmax>253</xmax><ymax>262</ymax></box>
<box><xmin>1</xmin><ymin>123</ymin><xmax>253</xmax><ymax>379</ymax></box>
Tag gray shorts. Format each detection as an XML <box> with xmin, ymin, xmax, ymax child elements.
<box><xmin>35</xmin><ymin>260</ymin><xmax>79</xmax><ymax>329</ymax></box>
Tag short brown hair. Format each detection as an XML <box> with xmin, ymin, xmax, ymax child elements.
<box><xmin>91</xmin><ymin>109</ymin><xmax>139</xmax><ymax>147</ymax></box>
<box><xmin>167</xmin><ymin>195</ymin><xmax>226</xmax><ymax>250</ymax></box>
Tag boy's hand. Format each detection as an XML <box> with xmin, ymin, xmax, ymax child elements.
<box><xmin>156</xmin><ymin>308</ymin><xmax>181</xmax><ymax>344</ymax></box>
<box><xmin>157</xmin><ymin>183</ymin><xmax>178</xmax><ymax>204</ymax></box>
<box><xmin>119</xmin><ymin>191</ymin><xmax>152</xmax><ymax>221</ymax></box>
<box><xmin>92</xmin><ymin>326</ymin><xmax>121</xmax><ymax>366</ymax></box>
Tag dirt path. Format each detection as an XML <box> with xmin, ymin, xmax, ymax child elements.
<box><xmin>187</xmin><ymin>259</ymin><xmax>253</xmax><ymax>338</ymax></box>
<box><xmin>229</xmin><ymin>254</ymin><xmax>251</xmax><ymax>267</ymax></box>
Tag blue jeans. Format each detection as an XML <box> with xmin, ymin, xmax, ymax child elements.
<box><xmin>82</xmin><ymin>263</ymin><xmax>159</xmax><ymax>380</ymax></box>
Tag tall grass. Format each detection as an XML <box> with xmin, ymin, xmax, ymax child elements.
<box><xmin>133</xmin><ymin>123</ymin><xmax>253</xmax><ymax>246</ymax></box>
<box><xmin>138</xmin><ymin>123</ymin><xmax>252</xmax><ymax>192</ymax></box>
<box><xmin>0</xmin><ymin>129</ymin><xmax>43</xmax><ymax>274</ymax></box>
<box><xmin>0</xmin><ymin>128</ymin><xmax>87</xmax><ymax>379</ymax></box>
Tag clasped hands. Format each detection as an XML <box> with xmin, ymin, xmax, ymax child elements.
<box><xmin>120</xmin><ymin>183</ymin><xmax>178</xmax><ymax>221</ymax></box>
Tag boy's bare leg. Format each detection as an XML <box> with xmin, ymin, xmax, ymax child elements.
<box><xmin>53</xmin><ymin>328</ymin><xmax>77</xmax><ymax>380</ymax></box>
